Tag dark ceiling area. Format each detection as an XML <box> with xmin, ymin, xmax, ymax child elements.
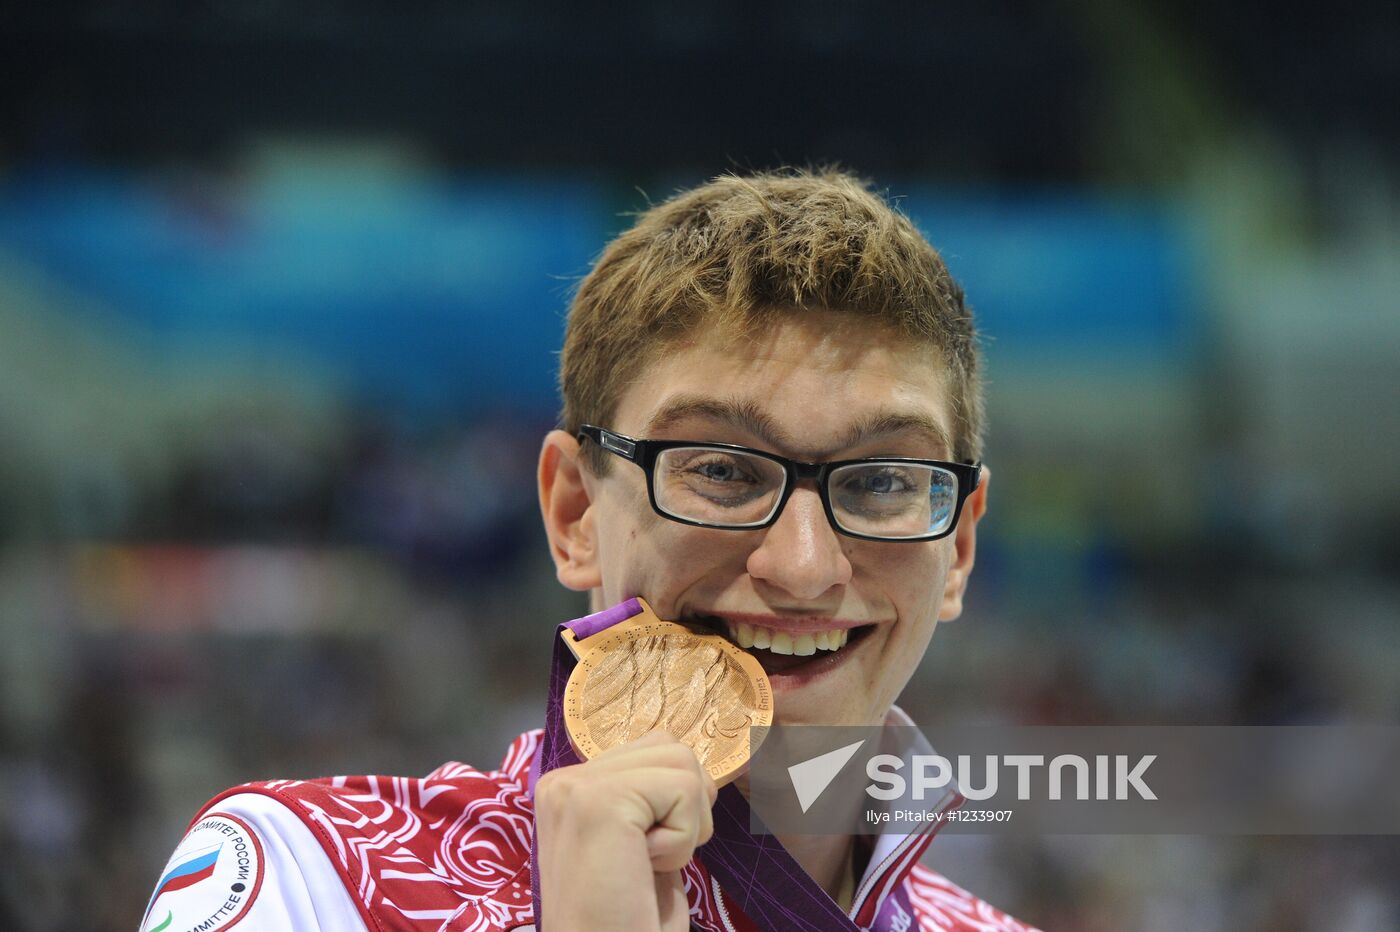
<box><xmin>3</xmin><ymin>1</ymin><xmax>1394</xmax><ymax>180</ymax></box>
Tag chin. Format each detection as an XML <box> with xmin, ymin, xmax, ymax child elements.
<box><xmin>770</xmin><ymin>686</ymin><xmax>870</xmax><ymax>728</ymax></box>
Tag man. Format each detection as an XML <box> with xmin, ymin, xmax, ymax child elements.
<box><xmin>140</xmin><ymin>170</ymin><xmax>1037</xmax><ymax>931</ymax></box>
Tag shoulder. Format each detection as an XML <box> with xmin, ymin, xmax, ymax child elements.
<box><xmin>905</xmin><ymin>863</ymin><xmax>1041</xmax><ymax>932</ymax></box>
<box><xmin>140</xmin><ymin>792</ymin><xmax>369</xmax><ymax>932</ymax></box>
<box><xmin>142</xmin><ymin>730</ymin><xmax>545</xmax><ymax>932</ymax></box>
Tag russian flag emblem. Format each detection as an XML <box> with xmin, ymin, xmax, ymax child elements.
<box><xmin>152</xmin><ymin>841</ymin><xmax>222</xmax><ymax>899</ymax></box>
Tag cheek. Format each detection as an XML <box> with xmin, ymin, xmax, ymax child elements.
<box><xmin>880</xmin><ymin>540</ymin><xmax>948</xmax><ymax>580</ymax></box>
<box><xmin>878</xmin><ymin>544</ymin><xmax>953</xmax><ymax>623</ymax></box>
<box><xmin>606</xmin><ymin>500</ymin><xmax>689</xmax><ymax>579</ymax></box>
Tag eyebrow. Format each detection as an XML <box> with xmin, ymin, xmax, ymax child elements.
<box><xmin>642</xmin><ymin>394</ymin><xmax>954</xmax><ymax>461</ymax></box>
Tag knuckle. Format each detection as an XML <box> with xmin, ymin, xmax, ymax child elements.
<box><xmin>626</xmin><ymin>729</ymin><xmax>670</xmax><ymax>751</ymax></box>
<box><xmin>658</xmin><ymin>741</ymin><xmax>698</xmax><ymax>769</ymax></box>
<box><xmin>681</xmin><ymin>769</ymin><xmax>707</xmax><ymax>802</ymax></box>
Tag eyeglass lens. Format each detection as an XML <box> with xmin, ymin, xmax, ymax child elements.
<box><xmin>652</xmin><ymin>447</ymin><xmax>959</xmax><ymax>539</ymax></box>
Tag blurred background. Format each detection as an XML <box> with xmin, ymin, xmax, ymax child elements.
<box><xmin>1</xmin><ymin>2</ymin><xmax>1398</xmax><ymax>929</ymax></box>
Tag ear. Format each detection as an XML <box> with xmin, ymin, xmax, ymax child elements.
<box><xmin>538</xmin><ymin>429</ymin><xmax>603</xmax><ymax>591</ymax></box>
<box><xmin>938</xmin><ymin>465</ymin><xmax>990</xmax><ymax>622</ymax></box>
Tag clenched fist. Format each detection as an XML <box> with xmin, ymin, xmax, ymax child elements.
<box><xmin>534</xmin><ymin>730</ymin><xmax>719</xmax><ymax>931</ymax></box>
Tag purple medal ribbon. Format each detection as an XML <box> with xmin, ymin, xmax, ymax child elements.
<box><xmin>527</xmin><ymin>599</ymin><xmax>919</xmax><ymax>931</ymax></box>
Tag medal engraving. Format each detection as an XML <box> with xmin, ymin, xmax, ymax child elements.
<box><xmin>563</xmin><ymin>602</ymin><xmax>773</xmax><ymax>785</ymax></box>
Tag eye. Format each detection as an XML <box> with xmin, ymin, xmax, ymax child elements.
<box><xmin>654</xmin><ymin>447</ymin><xmax>784</xmax><ymax>519</ymax></box>
<box><xmin>693</xmin><ymin>458</ymin><xmax>749</xmax><ymax>483</ymax></box>
<box><xmin>862</xmin><ymin>471</ymin><xmax>905</xmax><ymax>494</ymax></box>
<box><xmin>843</xmin><ymin>468</ymin><xmax>913</xmax><ymax>495</ymax></box>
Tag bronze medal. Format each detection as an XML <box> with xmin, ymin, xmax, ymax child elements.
<box><xmin>561</xmin><ymin>597</ymin><xmax>773</xmax><ymax>786</ymax></box>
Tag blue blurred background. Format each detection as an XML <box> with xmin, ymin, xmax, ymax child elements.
<box><xmin>1</xmin><ymin>2</ymin><xmax>1398</xmax><ymax>929</ymax></box>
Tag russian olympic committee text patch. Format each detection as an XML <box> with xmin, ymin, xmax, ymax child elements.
<box><xmin>141</xmin><ymin>812</ymin><xmax>264</xmax><ymax>932</ymax></box>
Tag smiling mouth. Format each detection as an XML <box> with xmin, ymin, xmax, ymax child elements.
<box><xmin>684</xmin><ymin>614</ymin><xmax>877</xmax><ymax>676</ymax></box>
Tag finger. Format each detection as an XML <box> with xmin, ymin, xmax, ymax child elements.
<box><xmin>617</xmin><ymin>767</ymin><xmax>710</xmax><ymax>870</ymax></box>
<box><xmin>697</xmin><ymin>771</ymin><xmax>716</xmax><ymax>846</ymax></box>
<box><xmin>627</xmin><ymin>728</ymin><xmax>676</xmax><ymax>748</ymax></box>
<box><xmin>645</xmin><ymin>819</ymin><xmax>698</xmax><ymax>873</ymax></box>
<box><xmin>594</xmin><ymin>732</ymin><xmax>702</xmax><ymax>776</ymax></box>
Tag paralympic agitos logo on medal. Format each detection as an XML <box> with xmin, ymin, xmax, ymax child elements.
<box><xmin>141</xmin><ymin>813</ymin><xmax>264</xmax><ymax>932</ymax></box>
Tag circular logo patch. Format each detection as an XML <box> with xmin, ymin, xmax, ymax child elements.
<box><xmin>141</xmin><ymin>812</ymin><xmax>264</xmax><ymax>932</ymax></box>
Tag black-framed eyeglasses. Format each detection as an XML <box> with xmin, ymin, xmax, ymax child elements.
<box><xmin>578</xmin><ymin>424</ymin><xmax>981</xmax><ymax>543</ymax></box>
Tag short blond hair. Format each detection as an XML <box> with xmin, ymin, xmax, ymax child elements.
<box><xmin>560</xmin><ymin>169</ymin><xmax>984</xmax><ymax>473</ymax></box>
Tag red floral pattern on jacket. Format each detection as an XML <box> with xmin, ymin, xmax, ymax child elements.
<box><xmin>202</xmin><ymin>729</ymin><xmax>1038</xmax><ymax>931</ymax></box>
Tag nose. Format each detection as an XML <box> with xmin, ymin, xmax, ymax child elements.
<box><xmin>745</xmin><ymin>482</ymin><xmax>853</xmax><ymax>600</ymax></box>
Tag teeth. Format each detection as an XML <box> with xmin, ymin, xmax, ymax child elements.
<box><xmin>723</xmin><ymin>621</ymin><xmax>857</xmax><ymax>655</ymax></box>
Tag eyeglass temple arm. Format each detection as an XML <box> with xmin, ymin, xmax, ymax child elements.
<box><xmin>577</xmin><ymin>424</ymin><xmax>641</xmax><ymax>463</ymax></box>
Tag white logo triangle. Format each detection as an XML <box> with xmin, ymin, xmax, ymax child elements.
<box><xmin>787</xmin><ymin>739</ymin><xmax>866</xmax><ymax>813</ymax></box>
